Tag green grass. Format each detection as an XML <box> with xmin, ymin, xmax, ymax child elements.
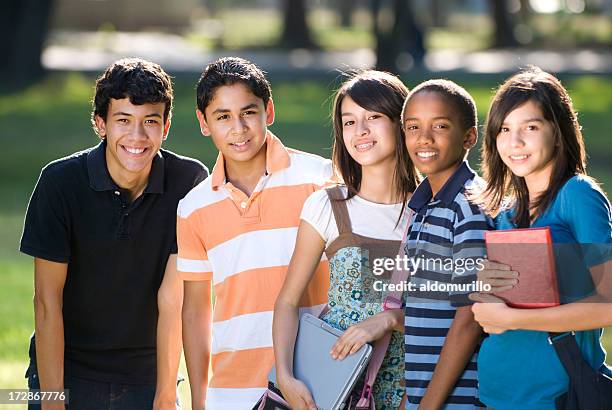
<box><xmin>0</xmin><ymin>72</ymin><xmax>611</xmax><ymax>403</ymax></box>
<box><xmin>0</xmin><ymin>260</ymin><xmax>33</xmax><ymax>361</ymax></box>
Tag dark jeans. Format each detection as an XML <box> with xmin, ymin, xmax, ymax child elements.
<box><xmin>26</xmin><ymin>366</ymin><xmax>166</xmax><ymax>410</ymax></box>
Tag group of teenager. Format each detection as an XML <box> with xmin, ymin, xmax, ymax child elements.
<box><xmin>20</xmin><ymin>56</ymin><xmax>611</xmax><ymax>410</ymax></box>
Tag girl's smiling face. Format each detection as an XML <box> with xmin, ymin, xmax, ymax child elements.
<box><xmin>496</xmin><ymin>100</ymin><xmax>556</xmax><ymax>193</ymax></box>
<box><xmin>341</xmin><ymin>95</ymin><xmax>398</xmax><ymax>168</ymax></box>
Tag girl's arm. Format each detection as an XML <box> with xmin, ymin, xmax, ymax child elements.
<box><xmin>472</xmin><ymin>259</ymin><xmax>612</xmax><ymax>333</ymax></box>
<box><xmin>329</xmin><ymin>309</ymin><xmax>403</xmax><ymax>360</ymax></box>
<box><xmin>273</xmin><ymin>220</ymin><xmax>326</xmax><ymax>410</ymax></box>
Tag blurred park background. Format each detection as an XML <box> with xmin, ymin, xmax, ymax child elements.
<box><xmin>1</xmin><ymin>0</ymin><xmax>611</xmax><ymax>408</ymax></box>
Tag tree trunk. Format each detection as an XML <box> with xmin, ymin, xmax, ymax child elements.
<box><xmin>372</xmin><ymin>0</ymin><xmax>391</xmax><ymax>71</ymax></box>
<box><xmin>338</xmin><ymin>0</ymin><xmax>353</xmax><ymax>27</ymax></box>
<box><xmin>519</xmin><ymin>0</ymin><xmax>531</xmax><ymax>21</ymax></box>
<box><xmin>396</xmin><ymin>0</ymin><xmax>425</xmax><ymax>67</ymax></box>
<box><xmin>429</xmin><ymin>0</ymin><xmax>446</xmax><ymax>27</ymax></box>
<box><xmin>279</xmin><ymin>0</ymin><xmax>316</xmax><ymax>49</ymax></box>
<box><xmin>0</xmin><ymin>0</ymin><xmax>54</xmax><ymax>87</ymax></box>
<box><xmin>373</xmin><ymin>0</ymin><xmax>424</xmax><ymax>73</ymax></box>
<box><xmin>488</xmin><ymin>0</ymin><xmax>519</xmax><ymax>48</ymax></box>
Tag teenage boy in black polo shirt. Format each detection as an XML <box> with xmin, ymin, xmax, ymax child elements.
<box><xmin>20</xmin><ymin>58</ymin><xmax>207</xmax><ymax>410</ymax></box>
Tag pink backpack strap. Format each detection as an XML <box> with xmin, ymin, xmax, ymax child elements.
<box><xmin>257</xmin><ymin>389</ymin><xmax>290</xmax><ymax>410</ymax></box>
<box><xmin>354</xmin><ymin>336</ymin><xmax>389</xmax><ymax>409</ymax></box>
<box><xmin>385</xmin><ymin>207</ymin><xmax>414</xmax><ymax>306</ymax></box>
<box><xmin>317</xmin><ymin>304</ymin><xmax>330</xmax><ymax>318</ymax></box>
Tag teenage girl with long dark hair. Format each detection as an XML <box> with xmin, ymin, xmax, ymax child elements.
<box><xmin>471</xmin><ymin>67</ymin><xmax>612</xmax><ymax>410</ymax></box>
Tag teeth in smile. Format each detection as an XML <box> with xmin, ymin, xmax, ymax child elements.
<box><xmin>125</xmin><ymin>147</ymin><xmax>145</xmax><ymax>154</ymax></box>
<box><xmin>356</xmin><ymin>142</ymin><xmax>374</xmax><ymax>150</ymax></box>
<box><xmin>510</xmin><ymin>155</ymin><xmax>528</xmax><ymax>160</ymax></box>
<box><xmin>233</xmin><ymin>141</ymin><xmax>248</xmax><ymax>147</ymax></box>
<box><xmin>417</xmin><ymin>152</ymin><xmax>436</xmax><ymax>158</ymax></box>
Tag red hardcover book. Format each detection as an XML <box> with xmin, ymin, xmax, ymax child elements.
<box><xmin>485</xmin><ymin>227</ymin><xmax>560</xmax><ymax>309</ymax></box>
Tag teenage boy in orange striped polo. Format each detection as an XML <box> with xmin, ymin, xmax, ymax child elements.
<box><xmin>176</xmin><ymin>57</ymin><xmax>332</xmax><ymax>409</ymax></box>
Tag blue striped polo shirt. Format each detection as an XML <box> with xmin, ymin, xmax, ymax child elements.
<box><xmin>404</xmin><ymin>161</ymin><xmax>490</xmax><ymax>409</ymax></box>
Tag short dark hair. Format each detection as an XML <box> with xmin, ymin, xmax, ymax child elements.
<box><xmin>196</xmin><ymin>57</ymin><xmax>272</xmax><ymax>115</ymax></box>
<box><xmin>402</xmin><ymin>79</ymin><xmax>478</xmax><ymax>132</ymax></box>
<box><xmin>92</xmin><ymin>58</ymin><xmax>173</xmax><ymax>135</ymax></box>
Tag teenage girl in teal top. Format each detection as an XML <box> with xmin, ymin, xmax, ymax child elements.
<box><xmin>470</xmin><ymin>67</ymin><xmax>612</xmax><ymax>409</ymax></box>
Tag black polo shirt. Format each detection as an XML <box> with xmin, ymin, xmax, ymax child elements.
<box><xmin>20</xmin><ymin>140</ymin><xmax>208</xmax><ymax>384</ymax></box>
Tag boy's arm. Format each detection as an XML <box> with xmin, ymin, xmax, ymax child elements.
<box><xmin>154</xmin><ymin>254</ymin><xmax>183</xmax><ymax>410</ymax></box>
<box><xmin>34</xmin><ymin>257</ymin><xmax>67</xmax><ymax>410</ymax></box>
<box><xmin>183</xmin><ymin>280</ymin><xmax>213</xmax><ymax>410</ymax></box>
<box><xmin>176</xmin><ymin>202</ymin><xmax>213</xmax><ymax>409</ymax></box>
<box><xmin>418</xmin><ymin>306</ymin><xmax>481</xmax><ymax>409</ymax></box>
<box><xmin>419</xmin><ymin>205</ymin><xmax>487</xmax><ymax>408</ymax></box>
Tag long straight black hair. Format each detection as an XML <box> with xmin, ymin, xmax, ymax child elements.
<box><xmin>331</xmin><ymin>70</ymin><xmax>419</xmax><ymax>223</ymax></box>
<box><xmin>481</xmin><ymin>66</ymin><xmax>586</xmax><ymax>227</ymax></box>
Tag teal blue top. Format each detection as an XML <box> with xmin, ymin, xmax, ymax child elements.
<box><xmin>478</xmin><ymin>175</ymin><xmax>612</xmax><ymax>410</ymax></box>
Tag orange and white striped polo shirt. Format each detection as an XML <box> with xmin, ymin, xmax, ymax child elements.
<box><xmin>177</xmin><ymin>132</ymin><xmax>332</xmax><ymax>409</ymax></box>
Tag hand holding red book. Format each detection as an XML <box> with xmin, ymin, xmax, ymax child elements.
<box><xmin>484</xmin><ymin>227</ymin><xmax>560</xmax><ymax>309</ymax></box>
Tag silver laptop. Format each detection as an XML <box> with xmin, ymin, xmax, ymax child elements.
<box><xmin>269</xmin><ymin>313</ymin><xmax>372</xmax><ymax>410</ymax></box>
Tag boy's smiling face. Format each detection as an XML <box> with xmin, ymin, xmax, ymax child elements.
<box><xmin>403</xmin><ymin>91</ymin><xmax>476</xmax><ymax>192</ymax></box>
<box><xmin>197</xmin><ymin>82</ymin><xmax>274</xmax><ymax>166</ymax></box>
<box><xmin>95</xmin><ymin>98</ymin><xmax>169</xmax><ymax>186</ymax></box>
